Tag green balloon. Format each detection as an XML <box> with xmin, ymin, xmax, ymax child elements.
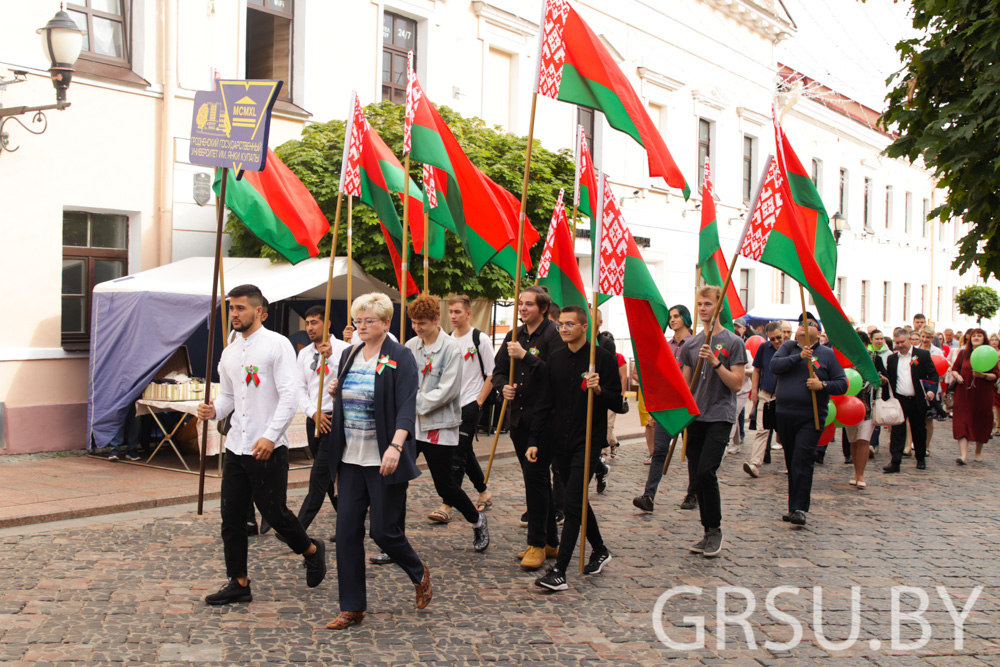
<box><xmin>825</xmin><ymin>400</ymin><xmax>837</xmax><ymax>426</ymax></box>
<box><xmin>845</xmin><ymin>368</ymin><xmax>863</xmax><ymax>396</ymax></box>
<box><xmin>971</xmin><ymin>345</ymin><xmax>999</xmax><ymax>373</ymax></box>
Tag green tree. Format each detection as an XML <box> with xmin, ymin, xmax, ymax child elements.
<box><xmin>226</xmin><ymin>101</ymin><xmax>575</xmax><ymax>300</ymax></box>
<box><xmin>955</xmin><ymin>285</ymin><xmax>1000</xmax><ymax>324</ymax></box>
<box><xmin>880</xmin><ymin>1</ymin><xmax>1000</xmax><ymax>281</ymax></box>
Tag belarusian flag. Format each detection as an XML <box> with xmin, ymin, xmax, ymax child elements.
<box><xmin>213</xmin><ymin>149</ymin><xmax>329</xmax><ymax>264</ymax></box>
<box><xmin>739</xmin><ymin>156</ymin><xmax>878</xmax><ymax>385</ymax></box>
<box><xmin>536</xmin><ymin>0</ymin><xmax>689</xmax><ymax>198</ymax></box>
<box><xmin>773</xmin><ymin>112</ymin><xmax>837</xmax><ymax>287</ymax></box>
<box><xmin>573</xmin><ymin>125</ymin><xmax>596</xmax><ymax>219</ymax></box>
<box><xmin>699</xmin><ymin>159</ymin><xmax>745</xmax><ymax>331</ymax></box>
<box><xmin>419</xmin><ymin>163</ymin><xmax>446</xmax><ymax>259</ymax></box>
<box><xmin>538</xmin><ymin>189</ymin><xmax>588</xmax><ymax>316</ymax></box>
<box><xmin>592</xmin><ymin>172</ymin><xmax>698</xmax><ymax>435</ymax></box>
<box><xmin>341</xmin><ymin>93</ymin><xmax>419</xmax><ymax>296</ymax></box>
<box><xmin>404</xmin><ymin>60</ymin><xmax>538</xmax><ymax>276</ymax></box>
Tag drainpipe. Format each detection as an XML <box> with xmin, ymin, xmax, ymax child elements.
<box><xmin>159</xmin><ymin>0</ymin><xmax>177</xmax><ymax>265</ymax></box>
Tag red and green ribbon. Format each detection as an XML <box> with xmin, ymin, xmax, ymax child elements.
<box><xmin>714</xmin><ymin>344</ymin><xmax>729</xmax><ymax>359</ymax></box>
<box><xmin>529</xmin><ymin>346</ymin><xmax>540</xmax><ymax>357</ymax></box>
<box><xmin>422</xmin><ymin>356</ymin><xmax>434</xmax><ymax>376</ymax></box>
<box><xmin>463</xmin><ymin>346</ymin><xmax>477</xmax><ymax>361</ymax></box>
<box><xmin>377</xmin><ymin>354</ymin><xmax>397</xmax><ymax>375</ymax></box>
<box><xmin>580</xmin><ymin>371</ymin><xmax>588</xmax><ymax>391</ymax></box>
<box><xmin>315</xmin><ymin>361</ymin><xmax>330</xmax><ymax>375</ymax></box>
<box><xmin>245</xmin><ymin>365</ymin><xmax>260</xmax><ymax>387</ymax></box>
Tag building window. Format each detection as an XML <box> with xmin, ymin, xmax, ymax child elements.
<box><xmin>903</xmin><ymin>283</ymin><xmax>911</xmax><ymax>321</ymax></box>
<box><xmin>838</xmin><ymin>168</ymin><xmax>849</xmax><ymax>217</ymax></box>
<box><xmin>885</xmin><ymin>185</ymin><xmax>893</xmax><ymax>229</ymax></box>
<box><xmin>883</xmin><ymin>281</ymin><xmax>891</xmax><ymax>322</ymax></box>
<box><xmin>246</xmin><ymin>0</ymin><xmax>293</xmax><ymax>100</ymax></box>
<box><xmin>937</xmin><ymin>286</ymin><xmax>943</xmax><ymax>322</ymax></box>
<box><xmin>861</xmin><ymin>280</ymin><xmax>869</xmax><ymax>322</ymax></box>
<box><xmin>811</xmin><ymin>158</ymin><xmax>821</xmax><ymax>189</ymax></box>
<box><xmin>66</xmin><ymin>1</ymin><xmax>130</xmax><ymax>65</ymax></box>
<box><xmin>382</xmin><ymin>11</ymin><xmax>416</xmax><ymax>105</ymax></box>
<box><xmin>484</xmin><ymin>48</ymin><xmax>514</xmax><ymax>130</ymax></box>
<box><xmin>697</xmin><ymin>118</ymin><xmax>711</xmax><ymax>192</ymax></box>
<box><xmin>739</xmin><ymin>269</ymin><xmax>750</xmax><ymax>310</ymax></box>
<box><xmin>836</xmin><ymin>277</ymin><xmax>845</xmax><ymax>304</ymax></box>
<box><xmin>578</xmin><ymin>107</ymin><xmax>595</xmax><ymax>154</ymax></box>
<box><xmin>62</xmin><ymin>211</ymin><xmax>128</xmax><ymax>350</ymax></box>
<box><xmin>921</xmin><ymin>284</ymin><xmax>928</xmax><ymax>316</ymax></box>
<box><xmin>742</xmin><ymin>135</ymin><xmax>755</xmax><ymax>205</ymax></box>
<box><xmin>922</xmin><ymin>198</ymin><xmax>930</xmax><ymax>238</ymax></box>
<box><xmin>905</xmin><ymin>191</ymin><xmax>913</xmax><ymax>235</ymax></box>
<box><xmin>863</xmin><ymin>177</ymin><xmax>874</xmax><ymax>232</ymax></box>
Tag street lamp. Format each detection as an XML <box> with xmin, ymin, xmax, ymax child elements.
<box><xmin>832</xmin><ymin>211</ymin><xmax>849</xmax><ymax>244</ymax></box>
<box><xmin>0</xmin><ymin>4</ymin><xmax>87</xmax><ymax>154</ymax></box>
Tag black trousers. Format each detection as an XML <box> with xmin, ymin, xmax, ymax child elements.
<box><xmin>452</xmin><ymin>402</ymin><xmax>487</xmax><ymax>494</ymax></box>
<box><xmin>890</xmin><ymin>395</ymin><xmax>928</xmax><ymax>464</ymax></box>
<box><xmin>335</xmin><ymin>463</ymin><xmax>424</xmax><ymax>613</ymax></box>
<box><xmin>296</xmin><ymin>416</ymin><xmax>338</xmax><ymax>530</ymax></box>
<box><xmin>685</xmin><ymin>421</ymin><xmax>730</xmax><ymax>530</ymax></box>
<box><xmin>420</xmin><ymin>440</ymin><xmax>479</xmax><ymax>524</ymax></box>
<box><xmin>221</xmin><ymin>448</ymin><xmax>311</xmax><ymax>579</ymax></box>
<box><xmin>775</xmin><ymin>414</ymin><xmax>822</xmax><ymax>513</ymax></box>
<box><xmin>510</xmin><ymin>422</ymin><xmax>558</xmax><ymax>548</ymax></box>
<box><xmin>554</xmin><ymin>444</ymin><xmax>605</xmax><ymax>573</ymax></box>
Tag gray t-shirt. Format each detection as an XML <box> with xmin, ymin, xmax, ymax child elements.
<box><xmin>679</xmin><ymin>328</ymin><xmax>747</xmax><ymax>424</ymax></box>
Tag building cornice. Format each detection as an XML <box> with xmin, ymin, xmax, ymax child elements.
<box><xmin>701</xmin><ymin>0</ymin><xmax>795</xmax><ymax>43</ymax></box>
<box><xmin>637</xmin><ymin>67</ymin><xmax>684</xmax><ymax>92</ymax></box>
<box><xmin>471</xmin><ymin>2</ymin><xmax>538</xmax><ymax>38</ymax></box>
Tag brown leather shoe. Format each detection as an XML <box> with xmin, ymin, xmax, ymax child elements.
<box><xmin>326</xmin><ymin>611</ymin><xmax>365</xmax><ymax>630</ymax></box>
<box><xmin>517</xmin><ymin>545</ymin><xmax>558</xmax><ymax>559</ymax></box>
<box><xmin>415</xmin><ymin>564</ymin><xmax>432</xmax><ymax>609</ymax></box>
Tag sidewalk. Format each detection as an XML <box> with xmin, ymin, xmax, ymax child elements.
<box><xmin>0</xmin><ymin>404</ymin><xmax>644</xmax><ymax>528</ymax></box>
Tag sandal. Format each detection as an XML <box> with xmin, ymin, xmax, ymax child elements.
<box><xmin>475</xmin><ymin>498</ymin><xmax>493</xmax><ymax>512</ymax></box>
<box><xmin>856</xmin><ymin>481</ymin><xmax>867</xmax><ymax>489</ymax></box>
<box><xmin>849</xmin><ymin>479</ymin><xmax>857</xmax><ymax>486</ymax></box>
<box><xmin>427</xmin><ymin>509</ymin><xmax>452</xmax><ymax>523</ymax></box>
<box><xmin>326</xmin><ymin>611</ymin><xmax>365</xmax><ymax>629</ymax></box>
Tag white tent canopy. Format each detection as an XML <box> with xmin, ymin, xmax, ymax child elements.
<box><xmin>94</xmin><ymin>256</ymin><xmax>400</xmax><ymax>302</ymax></box>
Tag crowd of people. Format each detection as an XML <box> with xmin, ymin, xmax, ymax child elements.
<box><xmin>195</xmin><ymin>284</ymin><xmax>995</xmax><ymax>626</ymax></box>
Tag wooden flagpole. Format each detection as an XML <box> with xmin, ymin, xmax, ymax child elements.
<box><xmin>347</xmin><ymin>196</ymin><xmax>354</xmax><ymax>321</ymax></box>
<box><xmin>679</xmin><ymin>266</ymin><xmax>701</xmax><ymax>463</ymax></box>
<box><xmin>400</xmin><ymin>154</ymin><xmax>411</xmax><ymax>342</ymax></box>
<box><xmin>423</xmin><ymin>207</ymin><xmax>430</xmax><ymax>294</ymax></box>
<box><xmin>799</xmin><ymin>284</ymin><xmax>821</xmax><ymax>429</ymax></box>
<box><xmin>483</xmin><ymin>91</ymin><xmax>539</xmax><ymax>485</ymax></box>
<box><xmin>660</xmin><ymin>156</ymin><xmax>772</xmax><ymax>477</ymax></box>
<box><xmin>197</xmin><ymin>167</ymin><xmax>228</xmax><ymax>515</ymax></box>
<box><xmin>213</xmin><ymin>168</ymin><xmax>230</xmax><ymax>348</ymax></box>
<box><xmin>314</xmin><ymin>191</ymin><xmax>344</xmax><ymax>436</ymax></box>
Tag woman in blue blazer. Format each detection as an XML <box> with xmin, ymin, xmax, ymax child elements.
<box><xmin>323</xmin><ymin>292</ymin><xmax>429</xmax><ymax>629</ymax></box>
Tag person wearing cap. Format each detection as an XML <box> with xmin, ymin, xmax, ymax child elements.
<box><xmin>770</xmin><ymin>312</ymin><xmax>847</xmax><ymax>527</ymax></box>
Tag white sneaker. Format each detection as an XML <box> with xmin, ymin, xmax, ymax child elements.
<box><xmin>726</xmin><ymin>445</ymin><xmax>741</xmax><ymax>455</ymax></box>
<box><xmin>771</xmin><ymin>443</ymin><xmax>783</xmax><ymax>450</ymax></box>
<box><xmin>743</xmin><ymin>462</ymin><xmax>759</xmax><ymax>478</ymax></box>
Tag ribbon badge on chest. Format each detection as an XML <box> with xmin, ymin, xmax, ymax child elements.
<box><xmin>529</xmin><ymin>346</ymin><xmax>540</xmax><ymax>357</ymax></box>
<box><xmin>714</xmin><ymin>344</ymin><xmax>729</xmax><ymax>360</ymax></box>
<box><xmin>580</xmin><ymin>371</ymin><xmax>589</xmax><ymax>391</ymax></box>
<box><xmin>422</xmin><ymin>356</ymin><xmax>434</xmax><ymax>377</ymax></box>
<box><xmin>464</xmin><ymin>346</ymin><xmax>477</xmax><ymax>361</ymax></box>
<box><xmin>376</xmin><ymin>354</ymin><xmax>397</xmax><ymax>375</ymax></box>
<box><xmin>315</xmin><ymin>361</ymin><xmax>330</xmax><ymax>375</ymax></box>
<box><xmin>910</xmin><ymin>357</ymin><xmax>919</xmax><ymax>367</ymax></box>
<box><xmin>245</xmin><ymin>365</ymin><xmax>260</xmax><ymax>387</ymax></box>
<box><xmin>810</xmin><ymin>358</ymin><xmax>822</xmax><ymax>371</ymax></box>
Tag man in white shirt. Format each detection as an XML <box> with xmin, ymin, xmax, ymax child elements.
<box><xmin>197</xmin><ymin>284</ymin><xmax>327</xmax><ymax>605</ymax></box>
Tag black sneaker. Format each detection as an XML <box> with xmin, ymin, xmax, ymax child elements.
<box><xmin>781</xmin><ymin>512</ymin><xmax>795</xmax><ymax>522</ymax></box>
<box><xmin>596</xmin><ymin>469</ymin><xmax>608</xmax><ymax>494</ymax></box>
<box><xmin>702</xmin><ymin>528</ymin><xmax>723</xmax><ymax>558</ymax></box>
<box><xmin>534</xmin><ymin>567</ymin><xmax>568</xmax><ymax>591</ymax></box>
<box><xmin>789</xmin><ymin>510</ymin><xmax>807</xmax><ymax>526</ymax></box>
<box><xmin>473</xmin><ymin>513</ymin><xmax>490</xmax><ymax>553</ymax></box>
<box><xmin>688</xmin><ymin>534</ymin><xmax>708</xmax><ymax>553</ymax></box>
<box><xmin>583</xmin><ymin>549</ymin><xmax>611</xmax><ymax>575</ymax></box>
<box><xmin>108</xmin><ymin>452</ymin><xmax>120</xmax><ymax>462</ymax></box>
<box><xmin>259</xmin><ymin>519</ymin><xmax>271</xmax><ymax>535</ymax></box>
<box><xmin>246</xmin><ymin>522</ymin><xmax>259</xmax><ymax>537</ymax></box>
<box><xmin>205</xmin><ymin>579</ymin><xmax>252</xmax><ymax>605</ymax></box>
<box><xmin>632</xmin><ymin>495</ymin><xmax>654</xmax><ymax>512</ymax></box>
<box><xmin>369</xmin><ymin>551</ymin><xmax>393</xmax><ymax>565</ymax></box>
<box><xmin>304</xmin><ymin>538</ymin><xmax>326</xmax><ymax>588</ymax></box>
<box><xmin>519</xmin><ymin>511</ymin><xmax>529</xmax><ymax>527</ymax></box>
<box><xmin>554</xmin><ymin>511</ymin><xmax>565</xmax><ymax>526</ymax></box>
<box><xmin>679</xmin><ymin>495</ymin><xmax>698</xmax><ymax>510</ymax></box>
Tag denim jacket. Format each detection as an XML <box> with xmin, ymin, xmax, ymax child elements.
<box><xmin>406</xmin><ymin>329</ymin><xmax>463</xmax><ymax>432</ymax></box>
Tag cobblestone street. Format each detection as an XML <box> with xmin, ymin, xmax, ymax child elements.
<box><xmin>1</xmin><ymin>432</ymin><xmax>999</xmax><ymax>665</ymax></box>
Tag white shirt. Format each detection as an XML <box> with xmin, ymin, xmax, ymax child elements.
<box><xmin>895</xmin><ymin>348</ymin><xmax>915</xmax><ymax>397</ymax></box>
<box><xmin>452</xmin><ymin>327</ymin><xmax>495</xmax><ymax>406</ymax></box>
<box><xmin>296</xmin><ymin>339</ymin><xmax>352</xmax><ymax>418</ymax></box>
<box><xmin>214</xmin><ymin>327</ymin><xmax>301</xmax><ymax>455</ymax></box>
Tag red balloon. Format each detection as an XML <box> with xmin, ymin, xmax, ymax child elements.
<box><xmin>932</xmin><ymin>354</ymin><xmax>949</xmax><ymax>377</ymax></box>
<box><xmin>835</xmin><ymin>395</ymin><xmax>866</xmax><ymax>426</ymax></box>
<box><xmin>746</xmin><ymin>335</ymin><xmax>765</xmax><ymax>357</ymax></box>
<box><xmin>943</xmin><ymin>344</ymin><xmax>951</xmax><ymax>356</ymax></box>
<box><xmin>818</xmin><ymin>422</ymin><xmax>837</xmax><ymax>446</ymax></box>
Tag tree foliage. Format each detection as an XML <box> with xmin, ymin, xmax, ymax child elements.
<box><xmin>955</xmin><ymin>284</ymin><xmax>1000</xmax><ymax>324</ymax></box>
<box><xmin>226</xmin><ymin>100</ymin><xmax>576</xmax><ymax>301</ymax></box>
<box><xmin>881</xmin><ymin>1</ymin><xmax>1000</xmax><ymax>281</ymax></box>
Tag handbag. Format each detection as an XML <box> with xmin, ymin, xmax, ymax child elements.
<box><xmin>762</xmin><ymin>399</ymin><xmax>777</xmax><ymax>430</ymax></box>
<box><xmin>872</xmin><ymin>395</ymin><xmax>905</xmax><ymax>426</ymax></box>
<box><xmin>615</xmin><ymin>395</ymin><xmax>630</xmax><ymax>415</ymax></box>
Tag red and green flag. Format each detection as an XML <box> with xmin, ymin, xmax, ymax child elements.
<box><xmin>536</xmin><ymin>0</ymin><xmax>689</xmax><ymax>198</ymax></box>
<box><xmin>699</xmin><ymin>159</ymin><xmax>745</xmax><ymax>331</ymax></box>
<box><xmin>404</xmin><ymin>59</ymin><xmax>538</xmax><ymax>277</ymax></box>
<box><xmin>341</xmin><ymin>93</ymin><xmax>419</xmax><ymax>297</ymax></box>
<box><xmin>574</xmin><ymin>127</ymin><xmax>611</xmax><ymax>306</ymax></box>
<box><xmin>592</xmin><ymin>173</ymin><xmax>698</xmax><ymax>435</ymax></box>
<box><xmin>739</xmin><ymin>156</ymin><xmax>878</xmax><ymax>385</ymax></box>
<box><xmin>538</xmin><ymin>189</ymin><xmax>588</xmax><ymax>316</ymax></box>
<box><xmin>213</xmin><ymin>149</ymin><xmax>329</xmax><ymax>264</ymax></box>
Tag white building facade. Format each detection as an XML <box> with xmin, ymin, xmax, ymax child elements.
<box><xmin>0</xmin><ymin>0</ymin><xmax>990</xmax><ymax>454</ymax></box>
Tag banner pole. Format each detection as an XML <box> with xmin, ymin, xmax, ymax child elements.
<box><xmin>347</xmin><ymin>195</ymin><xmax>354</xmax><ymax>324</ymax></box>
<box><xmin>315</xmin><ymin>191</ymin><xmax>344</xmax><ymax>436</ymax></box>
<box><xmin>423</xmin><ymin>207</ymin><xmax>430</xmax><ymax>294</ymax></box>
<box><xmin>400</xmin><ymin>153</ymin><xmax>411</xmax><ymax>342</ymax></box>
<box><xmin>800</xmin><ymin>284</ymin><xmax>821</xmax><ymax>429</ymax></box>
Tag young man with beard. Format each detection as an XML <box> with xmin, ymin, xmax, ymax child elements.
<box><xmin>495</xmin><ymin>286</ymin><xmax>563</xmax><ymax>570</ymax></box>
<box><xmin>197</xmin><ymin>284</ymin><xmax>326</xmax><ymax>605</ymax></box>
<box><xmin>529</xmin><ymin>305</ymin><xmax>622</xmax><ymax>591</ymax></box>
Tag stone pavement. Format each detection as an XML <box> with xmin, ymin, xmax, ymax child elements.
<box><xmin>1</xmin><ymin>428</ymin><xmax>999</xmax><ymax>665</ymax></box>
